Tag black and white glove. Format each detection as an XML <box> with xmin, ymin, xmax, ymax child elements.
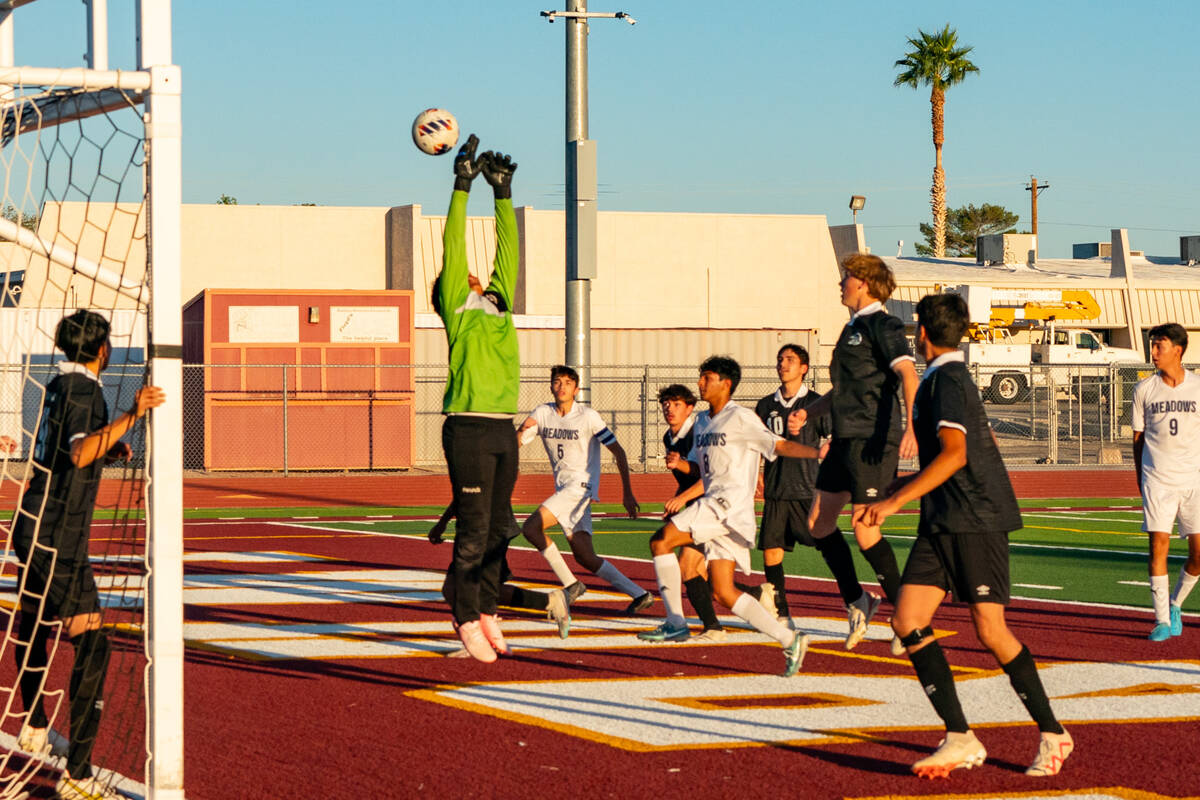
<box><xmin>453</xmin><ymin>134</ymin><xmax>481</xmax><ymax>193</ymax></box>
<box><xmin>479</xmin><ymin>150</ymin><xmax>517</xmax><ymax>199</ymax></box>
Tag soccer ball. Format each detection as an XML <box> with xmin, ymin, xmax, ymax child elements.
<box><xmin>411</xmin><ymin>108</ymin><xmax>459</xmax><ymax>156</ymax></box>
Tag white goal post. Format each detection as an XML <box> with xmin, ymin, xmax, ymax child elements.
<box><xmin>0</xmin><ymin>2</ymin><xmax>184</xmax><ymax>798</ymax></box>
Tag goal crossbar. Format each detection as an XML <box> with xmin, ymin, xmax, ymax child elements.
<box><xmin>1</xmin><ymin>86</ymin><xmax>144</xmax><ymax>146</ymax></box>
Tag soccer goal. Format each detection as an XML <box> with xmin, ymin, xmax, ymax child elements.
<box><xmin>0</xmin><ymin>2</ymin><xmax>183</xmax><ymax>798</ymax></box>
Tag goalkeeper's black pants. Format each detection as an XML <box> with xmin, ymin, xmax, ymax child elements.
<box><xmin>442</xmin><ymin>415</ymin><xmax>518</xmax><ymax>625</ymax></box>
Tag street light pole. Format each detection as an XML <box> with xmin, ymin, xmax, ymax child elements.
<box><xmin>541</xmin><ymin>3</ymin><xmax>635</xmax><ymax>401</ymax></box>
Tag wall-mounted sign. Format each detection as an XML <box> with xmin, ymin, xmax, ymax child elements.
<box><xmin>228</xmin><ymin>306</ymin><xmax>299</xmax><ymax>343</ymax></box>
<box><xmin>330</xmin><ymin>306</ymin><xmax>399</xmax><ymax>343</ymax></box>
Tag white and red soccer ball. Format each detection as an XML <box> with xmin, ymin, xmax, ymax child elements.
<box><xmin>412</xmin><ymin>108</ymin><xmax>459</xmax><ymax>156</ymax></box>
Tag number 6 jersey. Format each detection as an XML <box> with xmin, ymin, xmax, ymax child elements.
<box><xmin>1132</xmin><ymin>370</ymin><xmax>1200</xmax><ymax>488</ymax></box>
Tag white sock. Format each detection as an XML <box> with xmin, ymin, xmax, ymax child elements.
<box><xmin>596</xmin><ymin>559</ymin><xmax>644</xmax><ymax>599</ymax></box>
<box><xmin>1151</xmin><ymin>573</ymin><xmax>1170</xmax><ymax>624</ymax></box>
<box><xmin>652</xmin><ymin>554</ymin><xmax>685</xmax><ymax>626</ymax></box>
<box><xmin>1172</xmin><ymin>568</ymin><xmax>1199</xmax><ymax>607</ymax></box>
<box><xmin>732</xmin><ymin>592</ymin><xmax>793</xmax><ymax>646</ymax></box>
<box><xmin>541</xmin><ymin>542</ymin><xmax>577</xmax><ymax>587</ymax></box>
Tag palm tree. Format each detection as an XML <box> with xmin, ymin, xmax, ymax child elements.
<box><xmin>894</xmin><ymin>25</ymin><xmax>979</xmax><ymax>258</ymax></box>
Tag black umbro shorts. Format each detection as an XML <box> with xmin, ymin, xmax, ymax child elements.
<box><xmin>814</xmin><ymin>436</ymin><xmax>900</xmax><ymax>504</ymax></box>
<box><xmin>900</xmin><ymin>531</ymin><xmax>1011</xmax><ymax>605</ymax></box>
<box><xmin>18</xmin><ymin>548</ymin><xmax>101</xmax><ymax>620</ymax></box>
<box><xmin>758</xmin><ymin>498</ymin><xmax>815</xmax><ymax>551</ymax></box>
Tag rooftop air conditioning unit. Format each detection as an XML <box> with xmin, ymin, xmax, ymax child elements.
<box><xmin>1181</xmin><ymin>236</ymin><xmax>1200</xmax><ymax>266</ymax></box>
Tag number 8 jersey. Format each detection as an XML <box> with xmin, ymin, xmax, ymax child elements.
<box><xmin>528</xmin><ymin>402</ymin><xmax>616</xmax><ymax>498</ymax></box>
<box><xmin>1132</xmin><ymin>370</ymin><xmax>1200</xmax><ymax>488</ymax></box>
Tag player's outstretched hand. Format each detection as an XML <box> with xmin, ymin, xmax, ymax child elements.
<box><xmin>0</xmin><ymin>435</ymin><xmax>16</xmax><ymax>454</ymax></box>
<box><xmin>623</xmin><ymin>492</ymin><xmax>640</xmax><ymax>519</ymax></box>
<box><xmin>479</xmin><ymin>150</ymin><xmax>517</xmax><ymax>199</ymax></box>
<box><xmin>898</xmin><ymin>426</ymin><xmax>918</xmax><ymax>460</ymax></box>
<box><xmin>664</xmin><ymin>451</ymin><xmax>681</xmax><ymax>471</ymax></box>
<box><xmin>453</xmin><ymin>134</ymin><xmax>482</xmax><ymax>192</ymax></box>
<box><xmin>133</xmin><ymin>386</ymin><xmax>166</xmax><ymax>418</ymax></box>
<box><xmin>787</xmin><ymin>408</ymin><xmax>807</xmax><ymax>435</ymax></box>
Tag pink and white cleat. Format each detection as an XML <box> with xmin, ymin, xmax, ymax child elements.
<box><xmin>456</xmin><ymin>620</ymin><xmax>497</xmax><ymax>663</ymax></box>
<box><xmin>479</xmin><ymin>613</ymin><xmax>510</xmax><ymax>656</ymax></box>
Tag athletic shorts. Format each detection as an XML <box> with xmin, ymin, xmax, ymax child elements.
<box><xmin>901</xmin><ymin>531</ymin><xmax>1011</xmax><ymax>605</ymax></box>
<box><xmin>815</xmin><ymin>436</ymin><xmax>900</xmax><ymax>504</ymax></box>
<box><xmin>543</xmin><ymin>483</ymin><xmax>593</xmax><ymax>536</ymax></box>
<box><xmin>672</xmin><ymin>499</ymin><xmax>753</xmax><ymax>575</ymax></box>
<box><xmin>758</xmin><ymin>498</ymin><xmax>815</xmax><ymax>550</ymax></box>
<box><xmin>16</xmin><ymin>543</ymin><xmax>101</xmax><ymax>620</ymax></box>
<box><xmin>1141</xmin><ymin>477</ymin><xmax>1200</xmax><ymax>537</ymax></box>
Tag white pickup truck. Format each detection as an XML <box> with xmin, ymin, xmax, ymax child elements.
<box><xmin>963</xmin><ymin>326</ymin><xmax>1143</xmax><ymax>404</ymax></box>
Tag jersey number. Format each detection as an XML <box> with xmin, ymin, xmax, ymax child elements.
<box><xmin>1170</xmin><ymin>418</ymin><xmax>1178</xmax><ymax>436</ymax></box>
<box><xmin>770</xmin><ymin>415</ymin><xmax>784</xmax><ymax>435</ymax></box>
<box><xmin>557</xmin><ymin>443</ymin><xmax>564</xmax><ymax>459</ymax></box>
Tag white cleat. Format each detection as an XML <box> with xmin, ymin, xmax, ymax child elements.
<box><xmin>911</xmin><ymin>730</ymin><xmax>987</xmax><ymax>778</ymax></box>
<box><xmin>846</xmin><ymin>591</ymin><xmax>882</xmax><ymax>650</ymax></box>
<box><xmin>1025</xmin><ymin>729</ymin><xmax>1074</xmax><ymax>776</ymax></box>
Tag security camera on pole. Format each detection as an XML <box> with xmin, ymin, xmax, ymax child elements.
<box><xmin>541</xmin><ymin>2</ymin><xmax>636</xmax><ymax>401</ymax></box>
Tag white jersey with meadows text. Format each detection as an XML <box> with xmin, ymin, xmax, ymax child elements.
<box><xmin>689</xmin><ymin>401</ymin><xmax>781</xmax><ymax>537</ymax></box>
<box><xmin>528</xmin><ymin>402</ymin><xmax>616</xmax><ymax>499</ymax></box>
<box><xmin>1132</xmin><ymin>370</ymin><xmax>1200</xmax><ymax>488</ymax></box>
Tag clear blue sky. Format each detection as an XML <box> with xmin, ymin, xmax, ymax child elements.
<box><xmin>17</xmin><ymin>0</ymin><xmax>1200</xmax><ymax>259</ymax></box>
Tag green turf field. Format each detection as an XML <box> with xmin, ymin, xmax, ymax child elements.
<box><xmin>258</xmin><ymin>496</ymin><xmax>1198</xmax><ymax>614</ymax></box>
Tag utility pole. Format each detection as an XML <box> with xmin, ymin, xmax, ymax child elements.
<box><xmin>1025</xmin><ymin>175</ymin><xmax>1049</xmax><ymax>258</ymax></box>
<box><xmin>541</xmin><ymin>3</ymin><xmax>635</xmax><ymax>401</ymax></box>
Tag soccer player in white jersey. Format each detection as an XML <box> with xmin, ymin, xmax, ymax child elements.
<box><xmin>1132</xmin><ymin>323</ymin><xmax>1200</xmax><ymax>641</ymax></box>
<box><xmin>638</xmin><ymin>356</ymin><xmax>817</xmax><ymax>677</ymax></box>
<box><xmin>516</xmin><ymin>366</ymin><xmax>651</xmax><ymax>613</ymax></box>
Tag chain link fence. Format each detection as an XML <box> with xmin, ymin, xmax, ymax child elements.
<box><xmin>0</xmin><ymin>361</ymin><xmax>1169</xmax><ymax>474</ymax></box>
<box><xmin>159</xmin><ymin>362</ymin><xmax>1179</xmax><ymax>474</ymax></box>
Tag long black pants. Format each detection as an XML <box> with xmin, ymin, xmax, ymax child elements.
<box><xmin>442</xmin><ymin>415</ymin><xmax>518</xmax><ymax>624</ymax></box>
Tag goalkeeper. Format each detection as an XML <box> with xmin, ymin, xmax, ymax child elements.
<box><xmin>12</xmin><ymin>309</ymin><xmax>165</xmax><ymax>800</ymax></box>
<box><xmin>432</xmin><ymin>134</ymin><xmax>521</xmax><ymax>663</ymax></box>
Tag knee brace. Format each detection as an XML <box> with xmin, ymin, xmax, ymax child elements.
<box><xmin>899</xmin><ymin>626</ymin><xmax>935</xmax><ymax>648</ymax></box>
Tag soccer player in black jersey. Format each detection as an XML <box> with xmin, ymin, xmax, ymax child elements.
<box><xmin>858</xmin><ymin>293</ymin><xmax>1072</xmax><ymax>779</ymax></box>
<box><xmin>658</xmin><ymin>384</ymin><xmax>724</xmax><ymax>640</ymax></box>
<box><xmin>789</xmin><ymin>253</ymin><xmax>918</xmax><ymax>650</ymax></box>
<box><xmin>755</xmin><ymin>344</ymin><xmax>870</xmax><ymax>626</ymax></box>
<box><xmin>12</xmin><ymin>310</ymin><xmax>165</xmax><ymax>800</ymax></box>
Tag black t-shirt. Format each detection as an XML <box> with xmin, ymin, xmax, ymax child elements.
<box><xmin>663</xmin><ymin>416</ymin><xmax>701</xmax><ymax>496</ymax></box>
<box><xmin>16</xmin><ymin>370</ymin><xmax>109</xmax><ymax>559</ymax></box>
<box><xmin>755</xmin><ymin>388</ymin><xmax>829</xmax><ymax>500</ymax></box>
<box><xmin>830</xmin><ymin>307</ymin><xmax>912</xmax><ymax>440</ymax></box>
<box><xmin>913</xmin><ymin>358</ymin><xmax>1022</xmax><ymax>536</ymax></box>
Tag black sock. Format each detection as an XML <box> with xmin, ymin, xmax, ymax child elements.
<box><xmin>764</xmin><ymin>563</ymin><xmax>789</xmax><ymax>617</ymax></box>
<box><xmin>908</xmin><ymin>641</ymin><xmax>969</xmax><ymax>733</ymax></box>
<box><xmin>15</xmin><ymin>611</ymin><xmax>50</xmax><ymax>728</ymax></box>
<box><xmin>861</xmin><ymin>538</ymin><xmax>902</xmax><ymax>604</ymax></box>
<box><xmin>685</xmin><ymin>576</ymin><xmax>722</xmax><ymax>631</ymax></box>
<box><xmin>734</xmin><ymin>581</ymin><xmax>760</xmax><ymax>600</ymax></box>
<box><xmin>67</xmin><ymin>629</ymin><xmax>111</xmax><ymax>779</ymax></box>
<box><xmin>507</xmin><ymin>585</ymin><xmax>548</xmax><ymax>611</ymax></box>
<box><xmin>814</xmin><ymin>531</ymin><xmax>862</xmax><ymax>605</ymax></box>
<box><xmin>1002</xmin><ymin>645</ymin><xmax>1064</xmax><ymax>734</ymax></box>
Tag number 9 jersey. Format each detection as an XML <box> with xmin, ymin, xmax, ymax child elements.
<box><xmin>1132</xmin><ymin>370</ymin><xmax>1200</xmax><ymax>488</ymax></box>
<box><xmin>527</xmin><ymin>402</ymin><xmax>617</xmax><ymax>499</ymax></box>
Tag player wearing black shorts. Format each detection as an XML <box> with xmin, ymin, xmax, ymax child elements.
<box><xmin>789</xmin><ymin>253</ymin><xmax>918</xmax><ymax>650</ymax></box>
<box><xmin>658</xmin><ymin>384</ymin><xmax>724</xmax><ymax>640</ymax></box>
<box><xmin>858</xmin><ymin>293</ymin><xmax>1072</xmax><ymax>779</ymax></box>
<box><xmin>429</xmin><ymin>503</ymin><xmax>571</xmax><ymax>642</ymax></box>
<box><xmin>754</xmin><ymin>344</ymin><xmax>867</xmax><ymax>626</ymax></box>
<box><xmin>12</xmin><ymin>310</ymin><xmax>165</xmax><ymax>800</ymax></box>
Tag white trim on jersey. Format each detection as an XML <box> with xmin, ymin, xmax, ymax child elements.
<box><xmin>850</xmin><ymin>301</ymin><xmax>883</xmax><ymax>322</ymax></box>
<box><xmin>772</xmin><ymin>385</ymin><xmax>809</xmax><ymax>408</ymax></box>
<box><xmin>936</xmin><ymin>420</ymin><xmax>968</xmax><ymax>434</ymax></box>
<box><xmin>921</xmin><ymin>350</ymin><xmax>965</xmax><ymax>382</ymax></box>
<box><xmin>667</xmin><ymin>413</ymin><xmax>695</xmax><ymax>447</ymax></box>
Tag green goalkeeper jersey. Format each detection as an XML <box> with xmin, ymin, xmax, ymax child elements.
<box><xmin>436</xmin><ymin>189</ymin><xmax>520</xmax><ymax>414</ymax></box>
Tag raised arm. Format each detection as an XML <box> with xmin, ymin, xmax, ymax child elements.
<box><xmin>480</xmin><ymin>150</ymin><xmax>519</xmax><ymax>308</ymax></box>
<box><xmin>435</xmin><ymin>135</ymin><xmax>482</xmax><ymax>320</ymax></box>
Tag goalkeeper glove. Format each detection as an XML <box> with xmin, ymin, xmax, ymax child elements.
<box><xmin>479</xmin><ymin>150</ymin><xmax>518</xmax><ymax>199</ymax></box>
<box><xmin>453</xmin><ymin>134</ymin><xmax>481</xmax><ymax>193</ymax></box>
